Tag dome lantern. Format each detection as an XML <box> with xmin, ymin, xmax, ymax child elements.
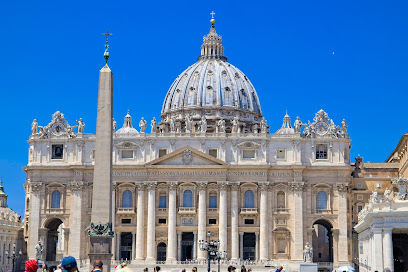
<box><xmin>198</xmin><ymin>12</ymin><xmax>227</xmax><ymax>62</ymax></box>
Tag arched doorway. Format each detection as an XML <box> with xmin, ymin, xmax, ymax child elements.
<box><xmin>44</xmin><ymin>218</ymin><xmax>64</xmax><ymax>263</ymax></box>
<box><xmin>312</xmin><ymin>219</ymin><xmax>333</xmax><ymax>263</ymax></box>
<box><xmin>157</xmin><ymin>242</ymin><xmax>166</xmax><ymax>261</ymax></box>
<box><xmin>393</xmin><ymin>232</ymin><xmax>408</xmax><ymax>272</ymax></box>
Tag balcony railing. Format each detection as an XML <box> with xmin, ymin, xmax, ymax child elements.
<box><xmin>157</xmin><ymin>208</ymin><xmax>167</xmax><ymax>212</ymax></box>
<box><xmin>240</xmin><ymin>208</ymin><xmax>258</xmax><ymax>214</ymax></box>
<box><xmin>178</xmin><ymin>207</ymin><xmax>196</xmax><ymax>214</ymax></box>
<box><xmin>117</xmin><ymin>207</ymin><xmax>135</xmax><ymax>214</ymax></box>
<box><xmin>314</xmin><ymin>209</ymin><xmax>332</xmax><ymax>214</ymax></box>
<box><xmin>274</xmin><ymin>207</ymin><xmax>289</xmax><ymax>213</ymax></box>
<box><xmin>208</xmin><ymin>208</ymin><xmax>218</xmax><ymax>212</ymax></box>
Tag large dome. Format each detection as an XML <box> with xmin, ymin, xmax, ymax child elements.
<box><xmin>160</xmin><ymin>19</ymin><xmax>264</xmax><ymax>134</ymax></box>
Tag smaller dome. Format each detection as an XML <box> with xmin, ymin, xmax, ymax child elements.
<box><xmin>275</xmin><ymin>111</ymin><xmax>295</xmax><ymax>135</ymax></box>
<box><xmin>116</xmin><ymin>111</ymin><xmax>139</xmax><ymax>135</ymax></box>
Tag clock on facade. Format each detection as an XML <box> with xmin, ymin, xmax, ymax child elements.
<box><xmin>51</xmin><ymin>123</ymin><xmax>64</xmax><ymax>135</ymax></box>
<box><xmin>315</xmin><ymin>121</ymin><xmax>328</xmax><ymax>135</ymax></box>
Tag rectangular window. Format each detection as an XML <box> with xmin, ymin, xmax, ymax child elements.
<box><xmin>158</xmin><ymin>218</ymin><xmax>167</xmax><ymax>224</ymax></box>
<box><xmin>159</xmin><ymin>149</ymin><xmax>167</xmax><ymax>157</ymax></box>
<box><xmin>209</xmin><ymin>219</ymin><xmax>217</xmax><ymax>225</ymax></box>
<box><xmin>159</xmin><ymin>196</ymin><xmax>167</xmax><ymax>208</ymax></box>
<box><xmin>92</xmin><ymin>149</ymin><xmax>95</xmax><ymax>159</ymax></box>
<box><xmin>357</xmin><ymin>183</ymin><xmax>362</xmax><ymax>188</ymax></box>
<box><xmin>316</xmin><ymin>144</ymin><xmax>328</xmax><ymax>160</ymax></box>
<box><xmin>51</xmin><ymin>144</ymin><xmax>64</xmax><ymax>159</ymax></box>
<box><xmin>358</xmin><ymin>205</ymin><xmax>363</xmax><ymax>213</ymax></box>
<box><xmin>359</xmin><ymin>241</ymin><xmax>363</xmax><ymax>254</ymax></box>
<box><xmin>244</xmin><ymin>219</ymin><xmax>254</xmax><ymax>225</ymax></box>
<box><xmin>377</xmin><ymin>183</ymin><xmax>382</xmax><ymax>188</ymax></box>
<box><xmin>357</xmin><ymin>195</ymin><xmax>363</xmax><ymax>200</ymax></box>
<box><xmin>121</xmin><ymin>219</ymin><xmax>131</xmax><ymax>224</ymax></box>
<box><xmin>209</xmin><ymin>149</ymin><xmax>218</xmax><ymax>158</ymax></box>
<box><xmin>209</xmin><ymin>195</ymin><xmax>217</xmax><ymax>208</ymax></box>
<box><xmin>243</xmin><ymin>150</ymin><xmax>256</xmax><ymax>159</ymax></box>
<box><xmin>121</xmin><ymin>150</ymin><xmax>134</xmax><ymax>159</ymax></box>
<box><xmin>276</xmin><ymin>149</ymin><xmax>286</xmax><ymax>160</ymax></box>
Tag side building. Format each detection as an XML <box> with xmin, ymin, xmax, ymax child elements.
<box><xmin>24</xmin><ymin>19</ymin><xmax>353</xmax><ymax>271</ymax></box>
<box><xmin>355</xmin><ymin>133</ymin><xmax>408</xmax><ymax>272</ymax></box>
<box><xmin>0</xmin><ymin>179</ymin><xmax>24</xmax><ymax>272</ymax></box>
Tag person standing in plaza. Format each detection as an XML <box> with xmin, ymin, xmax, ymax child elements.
<box><xmin>275</xmin><ymin>265</ymin><xmax>283</xmax><ymax>272</ymax></box>
<box><xmin>92</xmin><ymin>260</ymin><xmax>103</xmax><ymax>272</ymax></box>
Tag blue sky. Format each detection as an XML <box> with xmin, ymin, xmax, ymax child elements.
<box><xmin>1</xmin><ymin>0</ymin><xmax>407</xmax><ymax>216</ymax></box>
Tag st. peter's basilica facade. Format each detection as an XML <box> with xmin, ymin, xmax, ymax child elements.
<box><xmin>23</xmin><ymin>18</ymin><xmax>352</xmax><ymax>271</ymax></box>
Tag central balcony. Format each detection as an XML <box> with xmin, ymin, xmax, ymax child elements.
<box><xmin>116</xmin><ymin>207</ymin><xmax>136</xmax><ymax>214</ymax></box>
<box><xmin>240</xmin><ymin>208</ymin><xmax>258</xmax><ymax>215</ymax></box>
<box><xmin>178</xmin><ymin>207</ymin><xmax>196</xmax><ymax>214</ymax></box>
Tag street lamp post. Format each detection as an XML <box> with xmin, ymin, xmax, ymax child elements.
<box><xmin>6</xmin><ymin>243</ymin><xmax>22</xmax><ymax>272</ymax></box>
<box><xmin>216</xmin><ymin>250</ymin><xmax>227</xmax><ymax>272</ymax></box>
<box><xmin>199</xmin><ymin>231</ymin><xmax>222</xmax><ymax>272</ymax></box>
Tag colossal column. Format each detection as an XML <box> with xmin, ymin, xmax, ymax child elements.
<box><xmin>218</xmin><ymin>181</ymin><xmax>228</xmax><ymax>253</ymax></box>
<box><xmin>135</xmin><ymin>183</ymin><xmax>145</xmax><ymax>260</ymax></box>
<box><xmin>373</xmin><ymin>229</ymin><xmax>384</xmax><ymax>271</ymax></box>
<box><xmin>70</xmin><ymin>181</ymin><xmax>84</xmax><ymax>260</ymax></box>
<box><xmin>383</xmin><ymin>228</ymin><xmax>394</xmax><ymax>271</ymax></box>
<box><xmin>290</xmin><ymin>181</ymin><xmax>304</xmax><ymax>261</ymax></box>
<box><xmin>88</xmin><ymin>32</ymin><xmax>114</xmax><ymax>272</ymax></box>
<box><xmin>197</xmin><ymin>181</ymin><xmax>208</xmax><ymax>260</ymax></box>
<box><xmin>167</xmin><ymin>181</ymin><xmax>178</xmax><ymax>263</ymax></box>
<box><xmin>336</xmin><ymin>183</ymin><xmax>349</xmax><ymax>264</ymax></box>
<box><xmin>27</xmin><ymin>182</ymin><xmax>42</xmax><ymax>259</ymax></box>
<box><xmin>230</xmin><ymin>183</ymin><xmax>240</xmax><ymax>261</ymax></box>
<box><xmin>146</xmin><ymin>182</ymin><xmax>157</xmax><ymax>262</ymax></box>
<box><xmin>259</xmin><ymin>181</ymin><xmax>269</xmax><ymax>261</ymax></box>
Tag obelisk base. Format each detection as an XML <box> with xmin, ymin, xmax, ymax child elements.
<box><xmin>88</xmin><ymin>236</ymin><xmax>113</xmax><ymax>272</ymax></box>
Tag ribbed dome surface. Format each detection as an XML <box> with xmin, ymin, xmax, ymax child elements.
<box><xmin>161</xmin><ymin>59</ymin><xmax>262</xmax><ymax>116</ymax></box>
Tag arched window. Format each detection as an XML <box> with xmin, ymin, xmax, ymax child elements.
<box><xmin>317</xmin><ymin>191</ymin><xmax>327</xmax><ymax>210</ymax></box>
<box><xmin>183</xmin><ymin>190</ymin><xmax>193</xmax><ymax>207</ymax></box>
<box><xmin>209</xmin><ymin>193</ymin><xmax>217</xmax><ymax>209</ymax></box>
<box><xmin>277</xmin><ymin>191</ymin><xmax>285</xmax><ymax>208</ymax></box>
<box><xmin>51</xmin><ymin>191</ymin><xmax>61</xmax><ymax>209</ymax></box>
<box><xmin>244</xmin><ymin>190</ymin><xmax>254</xmax><ymax>208</ymax></box>
<box><xmin>122</xmin><ymin>190</ymin><xmax>133</xmax><ymax>208</ymax></box>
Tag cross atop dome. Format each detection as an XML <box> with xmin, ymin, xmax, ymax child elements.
<box><xmin>198</xmin><ymin>12</ymin><xmax>227</xmax><ymax>61</ymax></box>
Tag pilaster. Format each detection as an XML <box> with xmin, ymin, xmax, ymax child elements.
<box><xmin>197</xmin><ymin>181</ymin><xmax>208</xmax><ymax>260</ymax></box>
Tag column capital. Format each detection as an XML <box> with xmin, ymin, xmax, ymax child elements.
<box><xmin>177</xmin><ymin>231</ymin><xmax>182</xmax><ymax>235</ymax></box>
<box><xmin>230</xmin><ymin>182</ymin><xmax>240</xmax><ymax>191</ymax></box>
<box><xmin>383</xmin><ymin>228</ymin><xmax>393</xmax><ymax>233</ymax></box>
<box><xmin>239</xmin><ymin>232</ymin><xmax>244</xmax><ymax>236</ymax></box>
<box><xmin>336</xmin><ymin>182</ymin><xmax>348</xmax><ymax>192</ymax></box>
<box><xmin>196</xmin><ymin>181</ymin><xmax>208</xmax><ymax>190</ymax></box>
<box><xmin>147</xmin><ymin>181</ymin><xmax>157</xmax><ymax>190</ymax></box>
<box><xmin>289</xmin><ymin>181</ymin><xmax>305</xmax><ymax>192</ymax></box>
<box><xmin>31</xmin><ymin>182</ymin><xmax>43</xmax><ymax>192</ymax></box>
<box><xmin>331</xmin><ymin>228</ymin><xmax>339</xmax><ymax>236</ymax></box>
<box><xmin>167</xmin><ymin>181</ymin><xmax>178</xmax><ymax>190</ymax></box>
<box><xmin>307</xmin><ymin>228</ymin><xmax>314</xmax><ymax>235</ymax></box>
<box><xmin>255</xmin><ymin>232</ymin><xmax>259</xmax><ymax>236</ymax></box>
<box><xmin>258</xmin><ymin>181</ymin><xmax>270</xmax><ymax>191</ymax></box>
<box><xmin>218</xmin><ymin>181</ymin><xmax>228</xmax><ymax>190</ymax></box>
<box><xmin>69</xmin><ymin>181</ymin><xmax>87</xmax><ymax>191</ymax></box>
<box><xmin>193</xmin><ymin>231</ymin><xmax>197</xmax><ymax>235</ymax></box>
<box><xmin>136</xmin><ymin>182</ymin><xmax>146</xmax><ymax>190</ymax></box>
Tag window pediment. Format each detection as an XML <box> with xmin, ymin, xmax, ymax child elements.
<box><xmin>237</xmin><ymin>141</ymin><xmax>261</xmax><ymax>149</ymax></box>
<box><xmin>115</xmin><ymin>141</ymin><xmax>140</xmax><ymax>149</ymax></box>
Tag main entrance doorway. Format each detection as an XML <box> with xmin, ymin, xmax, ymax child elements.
<box><xmin>181</xmin><ymin>232</ymin><xmax>194</xmax><ymax>261</ymax></box>
<box><xmin>243</xmin><ymin>233</ymin><xmax>256</xmax><ymax>260</ymax></box>
<box><xmin>120</xmin><ymin>232</ymin><xmax>133</xmax><ymax>260</ymax></box>
<box><xmin>157</xmin><ymin>242</ymin><xmax>167</xmax><ymax>261</ymax></box>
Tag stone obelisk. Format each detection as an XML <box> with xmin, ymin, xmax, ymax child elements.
<box><xmin>88</xmin><ymin>30</ymin><xmax>113</xmax><ymax>272</ymax></box>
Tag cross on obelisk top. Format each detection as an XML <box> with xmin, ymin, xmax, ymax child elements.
<box><xmin>0</xmin><ymin>177</ymin><xmax>3</xmax><ymax>187</ymax></box>
<box><xmin>102</xmin><ymin>29</ymin><xmax>112</xmax><ymax>64</ymax></box>
<box><xmin>210</xmin><ymin>11</ymin><xmax>215</xmax><ymax>19</ymax></box>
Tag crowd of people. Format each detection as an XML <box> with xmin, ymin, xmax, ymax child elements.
<box><xmin>23</xmin><ymin>257</ymin><xmax>284</xmax><ymax>272</ymax></box>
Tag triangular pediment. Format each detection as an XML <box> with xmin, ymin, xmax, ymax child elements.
<box><xmin>146</xmin><ymin>146</ymin><xmax>229</xmax><ymax>166</ymax></box>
